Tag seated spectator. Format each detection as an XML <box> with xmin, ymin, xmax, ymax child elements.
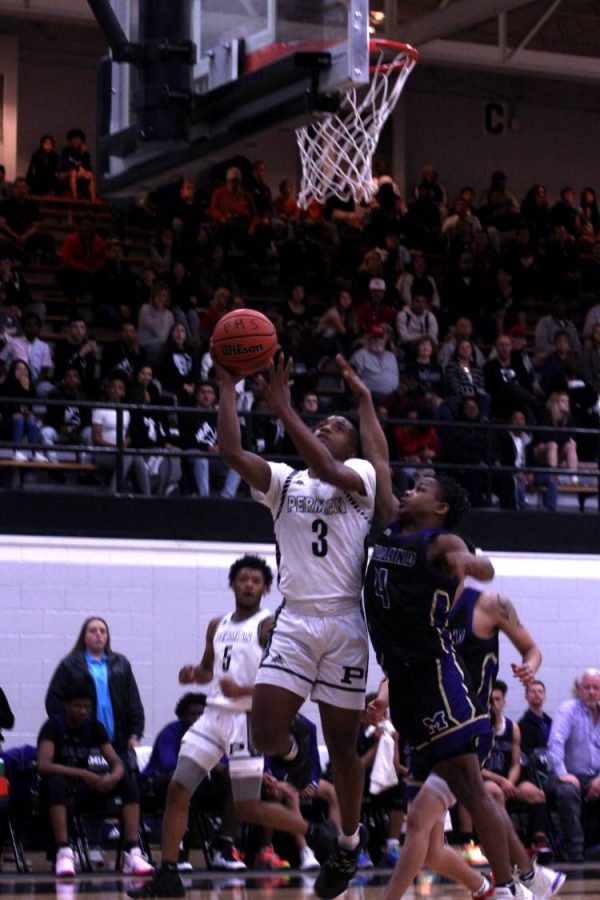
<box><xmin>482</xmin><ymin>680</ymin><xmax>550</xmax><ymax>858</ymax></box>
<box><xmin>518</xmin><ymin>680</ymin><xmax>552</xmax><ymax>760</ymax></box>
<box><xmin>442</xmin><ymin>395</ymin><xmax>491</xmax><ymax>507</ymax></box>
<box><xmin>93</xmin><ymin>238</ymin><xmax>137</xmax><ymax>327</ymax></box>
<box><xmin>576</xmin><ymin>188</ymin><xmax>600</xmax><ymax>240</ymax></box>
<box><xmin>582</xmin><ymin>323</ymin><xmax>600</xmax><ymax>398</ymax></box>
<box><xmin>136</xmin><ymin>266</ymin><xmax>157</xmax><ymax>310</ymax></box>
<box><xmin>403</xmin><ymin>184</ymin><xmax>442</xmax><ymax>253</ymax></box>
<box><xmin>166</xmin><ymin>177</ymin><xmax>205</xmax><ymax>247</ymax></box>
<box><xmin>157</xmin><ymin>323</ymin><xmax>199</xmax><ymax>403</ymax></box>
<box><xmin>41</xmin><ymin>366</ymin><xmax>92</xmax><ymax>461</ymax></box>
<box><xmin>350</xmin><ymin>325</ymin><xmax>399</xmax><ymax>405</ymax></box>
<box><xmin>396</xmin><ymin>252</ymin><xmax>440</xmax><ymax>310</ymax></box>
<box><xmin>357</xmin><ymin>694</ymin><xmax>408</xmax><ymax>867</ymax></box>
<box><xmin>198</xmin><ymin>243</ymin><xmax>239</xmax><ymax>304</ymax></box>
<box><xmin>392</xmin><ymin>407</ymin><xmax>440</xmax><ymax>481</ymax></box>
<box><xmin>91</xmin><ymin>371</ymin><xmax>136</xmax><ymax>491</ymax></box>
<box><xmin>101</xmin><ymin>321</ymin><xmax>148</xmax><ymax>381</ymax></box>
<box><xmin>540</xmin><ymin>330</ymin><xmax>581</xmax><ymax>396</ymax></box>
<box><xmin>503</xmin><ymin>223</ymin><xmax>544</xmax><ymax>302</ymax></box>
<box><xmin>492</xmin><ymin>407</ymin><xmax>533</xmax><ymax>511</ymax></box>
<box><xmin>37</xmin><ymin>679</ymin><xmax>152</xmax><ymax>876</ymax></box>
<box><xmin>53</xmin><ymin>316</ymin><xmax>99</xmax><ymax>395</ymax></box>
<box><xmin>8</xmin><ymin>312</ymin><xmax>53</xmax><ymax>396</ymax></box>
<box><xmin>279</xmin><ymin>282</ymin><xmax>313</xmax><ymax>350</ymax></box>
<box><xmin>0</xmin><ymin>253</ymin><xmax>35</xmax><ymax>317</ymax></box>
<box><xmin>442</xmin><ymin>195</ymin><xmax>483</xmax><ymax>255</ymax></box>
<box><xmin>583</xmin><ymin>298</ymin><xmax>600</xmax><ymax>340</ymax></box>
<box><xmin>354</xmin><ymin>248</ymin><xmax>389</xmax><ymax>303</ymax></box>
<box><xmin>142</xmin><ymin>693</ymin><xmax>207</xmax><ymax>801</ymax></box>
<box><xmin>532</xmin><ymin>391</ymin><xmax>579</xmax><ymax>493</ymax></box>
<box><xmin>149</xmin><ymin>227</ymin><xmax>176</xmax><ymax>276</ymax></box>
<box><xmin>59</xmin><ymin>128</ymin><xmax>97</xmax><ymax>202</ymax></box>
<box><xmin>0</xmin><ymin>165</ymin><xmax>10</xmax><ymax>202</ymax></box>
<box><xmin>484</xmin><ymin>334</ymin><xmax>543</xmax><ymax>423</ymax></box>
<box><xmin>197</xmin><ymin>287</ymin><xmax>239</xmax><ymax>344</ymax></box>
<box><xmin>441</xmin><ymin>250</ymin><xmax>489</xmax><ymax>328</ymax></box>
<box><xmin>547</xmin><ymin>668</ymin><xmax>600</xmax><ymax>862</ymax></box>
<box><xmin>313</xmin><ymin>288</ymin><xmax>360</xmax><ymax>359</ymax></box>
<box><xmin>246</xmin><ymin>376</ymin><xmax>286</xmax><ymax>458</ymax></box>
<box><xmin>167</xmin><ymin>259</ymin><xmax>200</xmax><ymax>339</ymax></box>
<box><xmin>366</xmin><ymin>182</ymin><xmax>408</xmax><ymax>248</ymax></box>
<box><xmin>248</xmin><ymin>159</ymin><xmax>273</xmax><ymax>222</ymax></box>
<box><xmin>179</xmin><ymin>381</ymin><xmax>241</xmax><ymax>498</ymax></box>
<box><xmin>542</xmin><ymin>225</ymin><xmax>580</xmax><ymax>300</ymax></box>
<box><xmin>128</xmin><ymin>382</ymin><xmax>182</xmax><ymax>496</ymax></box>
<box><xmin>0</xmin><ymin>359</ymin><xmax>46</xmax><ymax>460</ymax></box>
<box><xmin>479</xmin><ymin>170</ymin><xmax>520</xmax><ymax>232</ymax></box>
<box><xmin>520</xmin><ymin>183</ymin><xmax>551</xmax><ymax>247</ymax></box>
<box><xmin>412</xmin><ymin>163</ymin><xmax>447</xmax><ymax>213</ymax></box>
<box><xmin>509</xmin><ymin>324</ymin><xmax>543</xmax><ymax>395</ymax></box>
<box><xmin>550</xmin><ymin>186</ymin><xmax>578</xmax><ymax>236</ymax></box>
<box><xmin>272</xmin><ymin>178</ymin><xmax>300</xmax><ymax>237</ymax></box>
<box><xmin>404</xmin><ymin>336</ymin><xmax>447</xmax><ymax>414</ymax></box>
<box><xmin>438</xmin><ymin>317</ymin><xmax>485</xmax><ymax>368</ymax></box>
<box><xmin>0</xmin><ymin>176</ymin><xmax>54</xmax><ymax>262</ymax></box>
<box><xmin>534</xmin><ymin>298</ymin><xmax>581</xmax><ymax>364</ymax></box>
<box><xmin>355</xmin><ymin>277</ymin><xmax>395</xmax><ymax>334</ymax></box>
<box><xmin>395</xmin><ymin>290</ymin><xmax>439</xmax><ymax>354</ymax></box>
<box><xmin>59</xmin><ymin>218</ymin><xmax>107</xmax><ymax>301</ymax></box>
<box><xmin>208</xmin><ymin>167</ymin><xmax>257</xmax><ymax>249</ymax></box>
<box><xmin>138</xmin><ymin>281</ymin><xmax>175</xmax><ymax>367</ymax></box>
<box><xmin>26</xmin><ymin>134</ymin><xmax>60</xmax><ymax>196</ymax></box>
<box><xmin>444</xmin><ymin>338</ymin><xmax>490</xmax><ymax>417</ymax></box>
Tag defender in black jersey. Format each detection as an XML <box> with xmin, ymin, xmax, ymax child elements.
<box><xmin>338</xmin><ymin>355</ymin><xmax>533</xmax><ymax>897</ymax></box>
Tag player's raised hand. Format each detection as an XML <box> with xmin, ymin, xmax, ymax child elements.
<box><xmin>178</xmin><ymin>664</ymin><xmax>198</xmax><ymax>684</ymax></box>
<box><xmin>335</xmin><ymin>353</ymin><xmax>370</xmax><ymax>399</ymax></box>
<box><xmin>260</xmin><ymin>353</ymin><xmax>294</xmax><ymax>416</ymax></box>
<box><xmin>511</xmin><ymin>661</ymin><xmax>534</xmax><ymax>686</ymax></box>
<box><xmin>210</xmin><ymin>344</ymin><xmax>238</xmax><ymax>387</ymax></box>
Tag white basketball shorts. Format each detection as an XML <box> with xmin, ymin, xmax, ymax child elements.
<box><xmin>256</xmin><ymin>603</ymin><xmax>368</xmax><ymax>710</ymax></box>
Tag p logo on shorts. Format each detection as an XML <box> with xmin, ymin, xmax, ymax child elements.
<box><xmin>422</xmin><ymin>711</ymin><xmax>449</xmax><ymax>736</ymax></box>
<box><xmin>341</xmin><ymin>665</ymin><xmax>365</xmax><ymax>684</ymax></box>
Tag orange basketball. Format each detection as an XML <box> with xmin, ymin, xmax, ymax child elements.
<box><xmin>211</xmin><ymin>309</ymin><xmax>277</xmax><ymax>377</ymax></box>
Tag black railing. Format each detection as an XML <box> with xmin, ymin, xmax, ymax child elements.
<box><xmin>1</xmin><ymin>396</ymin><xmax>599</xmax><ymax>507</ymax></box>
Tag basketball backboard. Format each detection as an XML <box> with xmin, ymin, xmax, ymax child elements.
<box><xmin>92</xmin><ymin>0</ymin><xmax>369</xmax><ymax>195</ymax></box>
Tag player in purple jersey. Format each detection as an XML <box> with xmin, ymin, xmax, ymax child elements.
<box><xmin>337</xmin><ymin>355</ymin><xmax>532</xmax><ymax>900</ymax></box>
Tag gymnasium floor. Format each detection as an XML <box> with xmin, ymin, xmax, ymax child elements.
<box><xmin>1</xmin><ymin>865</ymin><xmax>600</xmax><ymax>899</ymax></box>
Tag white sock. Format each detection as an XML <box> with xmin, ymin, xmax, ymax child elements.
<box><xmin>338</xmin><ymin>828</ymin><xmax>360</xmax><ymax>851</ymax></box>
<box><xmin>473</xmin><ymin>876</ymin><xmax>490</xmax><ymax>897</ymax></box>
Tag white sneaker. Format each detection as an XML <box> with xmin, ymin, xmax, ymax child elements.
<box><xmin>495</xmin><ymin>884</ymin><xmax>533</xmax><ymax>899</ymax></box>
<box><xmin>55</xmin><ymin>846</ymin><xmax>76</xmax><ymax>877</ymax></box>
<box><xmin>212</xmin><ymin>846</ymin><xmax>247</xmax><ymax>870</ymax></box>
<box><xmin>177</xmin><ymin>861</ymin><xmax>194</xmax><ymax>872</ymax></box>
<box><xmin>300</xmin><ymin>846</ymin><xmax>320</xmax><ymax>870</ymax></box>
<box><xmin>122</xmin><ymin>847</ymin><xmax>154</xmax><ymax>875</ymax></box>
<box><xmin>14</xmin><ymin>450</ymin><xmax>29</xmax><ymax>461</ymax></box>
<box><xmin>526</xmin><ymin>863</ymin><xmax>567</xmax><ymax>898</ymax></box>
<box><xmin>34</xmin><ymin>451</ymin><xmax>49</xmax><ymax>462</ymax></box>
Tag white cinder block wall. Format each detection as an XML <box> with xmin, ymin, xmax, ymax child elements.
<box><xmin>0</xmin><ymin>538</ymin><xmax>596</xmax><ymax>749</ymax></box>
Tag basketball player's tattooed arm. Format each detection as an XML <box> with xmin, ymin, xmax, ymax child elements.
<box><xmin>263</xmin><ymin>354</ymin><xmax>366</xmax><ymax>493</ymax></box>
<box><xmin>429</xmin><ymin>533</ymin><xmax>494</xmax><ymax>582</ymax></box>
<box><xmin>214</xmin><ymin>360</ymin><xmax>272</xmax><ymax>493</ymax></box>
<box><xmin>490</xmin><ymin>593</ymin><xmax>542</xmax><ymax>685</ymax></box>
<box><xmin>178</xmin><ymin>617</ymin><xmax>220</xmax><ymax>685</ymax></box>
<box><xmin>336</xmin><ymin>354</ymin><xmax>399</xmax><ymax>524</ymax></box>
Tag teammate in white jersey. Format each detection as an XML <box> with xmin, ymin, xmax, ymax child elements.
<box><xmin>129</xmin><ymin>555</ymin><xmax>334</xmax><ymax>899</ymax></box>
<box><xmin>216</xmin><ymin>355</ymin><xmax>376</xmax><ymax>899</ymax></box>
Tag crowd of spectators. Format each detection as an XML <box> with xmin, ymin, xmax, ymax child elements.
<box><xmin>0</xmin><ymin>147</ymin><xmax>600</xmax><ymax>506</ymax></box>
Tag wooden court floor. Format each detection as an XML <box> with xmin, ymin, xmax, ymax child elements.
<box><xmin>0</xmin><ymin>866</ymin><xmax>599</xmax><ymax>899</ymax></box>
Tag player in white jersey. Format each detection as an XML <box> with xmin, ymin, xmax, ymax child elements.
<box><xmin>216</xmin><ymin>355</ymin><xmax>376</xmax><ymax>899</ymax></box>
<box><xmin>129</xmin><ymin>555</ymin><xmax>334</xmax><ymax>899</ymax></box>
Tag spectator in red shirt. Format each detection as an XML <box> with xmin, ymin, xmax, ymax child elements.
<box><xmin>59</xmin><ymin>218</ymin><xmax>107</xmax><ymax>301</ymax></box>
<box><xmin>356</xmin><ymin>278</ymin><xmax>395</xmax><ymax>334</ymax></box>
<box><xmin>209</xmin><ymin>167</ymin><xmax>257</xmax><ymax>252</ymax></box>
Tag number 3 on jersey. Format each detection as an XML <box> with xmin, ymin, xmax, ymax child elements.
<box><xmin>312</xmin><ymin>518</ymin><xmax>328</xmax><ymax>557</ymax></box>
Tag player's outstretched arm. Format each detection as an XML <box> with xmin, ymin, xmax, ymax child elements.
<box><xmin>430</xmin><ymin>533</ymin><xmax>494</xmax><ymax>582</ymax></box>
<box><xmin>179</xmin><ymin>617</ymin><xmax>219</xmax><ymax>685</ymax></box>
<box><xmin>215</xmin><ymin>361</ymin><xmax>271</xmax><ymax>492</ymax></box>
<box><xmin>336</xmin><ymin>354</ymin><xmax>399</xmax><ymax>524</ymax></box>
<box><xmin>263</xmin><ymin>354</ymin><xmax>365</xmax><ymax>493</ymax></box>
<box><xmin>485</xmin><ymin>593</ymin><xmax>542</xmax><ymax>685</ymax></box>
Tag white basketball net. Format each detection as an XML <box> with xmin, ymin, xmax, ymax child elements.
<box><xmin>296</xmin><ymin>44</ymin><xmax>418</xmax><ymax>207</ymax></box>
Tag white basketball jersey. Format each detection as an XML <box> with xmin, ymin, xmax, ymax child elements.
<box><xmin>252</xmin><ymin>459</ymin><xmax>375</xmax><ymax>615</ymax></box>
<box><xmin>207</xmin><ymin>607</ymin><xmax>271</xmax><ymax>712</ymax></box>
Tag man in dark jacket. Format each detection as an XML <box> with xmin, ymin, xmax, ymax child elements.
<box><xmin>518</xmin><ymin>680</ymin><xmax>552</xmax><ymax>759</ymax></box>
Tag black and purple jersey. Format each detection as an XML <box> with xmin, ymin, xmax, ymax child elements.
<box><xmin>364</xmin><ymin>526</ymin><xmax>461</xmax><ymax>666</ymax></box>
<box><xmin>449</xmin><ymin>586</ymin><xmax>499</xmax><ymax>715</ymax></box>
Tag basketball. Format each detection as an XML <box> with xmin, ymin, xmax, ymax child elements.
<box><xmin>211</xmin><ymin>309</ymin><xmax>277</xmax><ymax>377</ymax></box>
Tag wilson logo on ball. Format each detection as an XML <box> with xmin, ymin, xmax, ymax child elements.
<box><xmin>222</xmin><ymin>343</ymin><xmax>265</xmax><ymax>356</ymax></box>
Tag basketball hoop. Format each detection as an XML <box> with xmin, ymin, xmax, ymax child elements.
<box><xmin>296</xmin><ymin>39</ymin><xmax>419</xmax><ymax>207</ymax></box>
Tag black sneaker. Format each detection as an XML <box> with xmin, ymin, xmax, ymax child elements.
<box><xmin>272</xmin><ymin>717</ymin><xmax>312</xmax><ymax>790</ymax></box>
<box><xmin>306</xmin><ymin>820</ymin><xmax>337</xmax><ymax>864</ymax></box>
<box><xmin>314</xmin><ymin>824</ymin><xmax>367</xmax><ymax>899</ymax></box>
<box><xmin>127</xmin><ymin>867</ymin><xmax>185</xmax><ymax>898</ymax></box>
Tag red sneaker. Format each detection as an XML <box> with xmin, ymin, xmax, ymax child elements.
<box><xmin>254</xmin><ymin>846</ymin><xmax>291</xmax><ymax>870</ymax></box>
